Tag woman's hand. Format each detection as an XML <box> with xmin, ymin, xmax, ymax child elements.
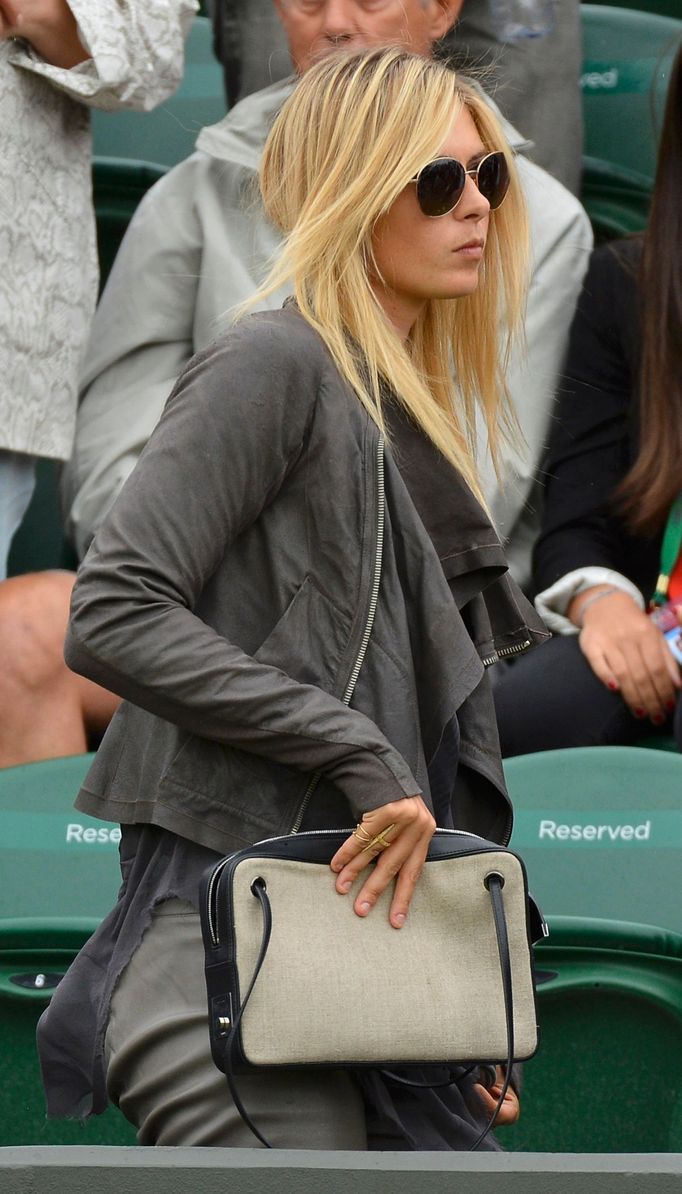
<box><xmin>330</xmin><ymin>796</ymin><xmax>436</xmax><ymax>929</ymax></box>
<box><xmin>0</xmin><ymin>0</ymin><xmax>89</xmax><ymax>68</ymax></box>
<box><xmin>569</xmin><ymin>587</ymin><xmax>681</xmax><ymax>723</ymax></box>
<box><xmin>473</xmin><ymin>1065</ymin><xmax>520</xmax><ymax>1125</ymax></box>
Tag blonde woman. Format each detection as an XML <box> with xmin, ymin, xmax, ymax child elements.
<box><xmin>39</xmin><ymin>47</ymin><xmax>546</xmax><ymax>1150</ymax></box>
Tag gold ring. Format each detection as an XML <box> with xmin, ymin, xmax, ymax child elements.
<box><xmin>361</xmin><ymin>823</ymin><xmax>397</xmax><ymax>853</ymax></box>
<box><xmin>353</xmin><ymin>823</ymin><xmax>373</xmax><ymax>845</ymax></box>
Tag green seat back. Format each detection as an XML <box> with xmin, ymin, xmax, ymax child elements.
<box><xmin>7</xmin><ymin>460</ymin><xmax>77</xmax><ymax>577</ymax></box>
<box><xmin>91</xmin><ymin>16</ymin><xmax>225</xmax><ymax>169</ymax></box>
<box><xmin>0</xmin><ymin>918</ymin><xmax>136</xmax><ymax>1146</ymax></box>
<box><xmin>580</xmin><ymin>155</ymin><xmax>651</xmax><ymax>243</ymax></box>
<box><xmin>504</xmin><ymin>746</ymin><xmax>682</xmax><ymax>933</ymax></box>
<box><xmin>93</xmin><ymin>156</ymin><xmax>168</xmax><ymax>289</ymax></box>
<box><xmin>581</xmin><ymin>5</ymin><xmax>681</xmax><ymax>184</ymax></box>
<box><xmin>0</xmin><ymin>755</ymin><xmax>121</xmax><ymax>921</ymax></box>
<box><xmin>583</xmin><ymin>0</ymin><xmax>682</xmax><ymax>20</ymax></box>
<box><xmin>504</xmin><ymin>917</ymin><xmax>682</xmax><ymax>1152</ymax></box>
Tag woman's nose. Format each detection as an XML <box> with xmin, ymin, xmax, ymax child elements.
<box><xmin>455</xmin><ymin>174</ymin><xmax>491</xmax><ymax>221</ymax></box>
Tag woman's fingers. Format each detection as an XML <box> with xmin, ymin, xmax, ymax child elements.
<box><xmin>352</xmin><ymin>823</ymin><xmax>430</xmax><ymax>927</ymax></box>
<box><xmin>388</xmin><ymin>839</ymin><xmax>428</xmax><ymax>927</ymax></box>
<box><xmin>474</xmin><ymin>1080</ymin><xmax>520</xmax><ymax>1125</ymax></box>
<box><xmin>580</xmin><ymin>597</ymin><xmax>680</xmax><ymax>722</ymax></box>
<box><xmin>0</xmin><ymin>0</ymin><xmax>19</xmax><ymax>28</ymax></box>
<box><xmin>330</xmin><ymin>795</ymin><xmax>428</xmax><ymax>876</ymax></box>
<box><xmin>330</xmin><ymin>796</ymin><xmax>436</xmax><ymax>927</ymax></box>
<box><xmin>610</xmin><ymin>640</ymin><xmax>677</xmax><ymax>721</ymax></box>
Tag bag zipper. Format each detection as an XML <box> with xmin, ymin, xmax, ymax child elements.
<box><xmin>482</xmin><ymin>638</ymin><xmax>532</xmax><ymax>669</ymax></box>
<box><xmin>289</xmin><ymin>432</ymin><xmax>386</xmax><ymax>835</ymax></box>
<box><xmin>206</xmin><ymin>827</ymin><xmax>488</xmax><ymax>948</ymax></box>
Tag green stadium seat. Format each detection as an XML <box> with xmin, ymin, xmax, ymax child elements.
<box><xmin>7</xmin><ymin>459</ymin><xmax>77</xmax><ymax>577</ymax></box>
<box><xmin>581</xmin><ymin>5</ymin><xmax>681</xmax><ymax>184</ymax></box>
<box><xmin>583</xmin><ymin>0</ymin><xmax>682</xmax><ymax>20</ymax></box>
<box><xmin>580</xmin><ymin>155</ymin><xmax>651</xmax><ymax>243</ymax></box>
<box><xmin>91</xmin><ymin>16</ymin><xmax>225</xmax><ymax>169</ymax></box>
<box><xmin>634</xmin><ymin>734</ymin><xmax>679</xmax><ymax>752</ymax></box>
<box><xmin>504</xmin><ymin>746</ymin><xmax>682</xmax><ymax>934</ymax></box>
<box><xmin>0</xmin><ymin>756</ymin><xmax>133</xmax><ymax>1145</ymax></box>
<box><xmin>504</xmin><ymin>917</ymin><xmax>682</xmax><ymax>1152</ymax></box>
<box><xmin>0</xmin><ymin>754</ymin><xmax>121</xmax><ymax>921</ymax></box>
<box><xmin>0</xmin><ymin>918</ymin><xmax>136</xmax><ymax>1146</ymax></box>
<box><xmin>93</xmin><ymin>156</ymin><xmax>168</xmax><ymax>288</ymax></box>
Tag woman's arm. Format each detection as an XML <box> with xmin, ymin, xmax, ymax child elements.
<box><xmin>4</xmin><ymin>0</ymin><xmax>196</xmax><ymax>111</ymax></box>
<box><xmin>533</xmin><ymin>243</ymin><xmax>680</xmax><ymax>721</ymax></box>
<box><xmin>533</xmin><ymin>243</ymin><xmax>637</xmax><ymax>592</ymax></box>
<box><xmin>0</xmin><ymin>0</ymin><xmax>88</xmax><ymax>68</ymax></box>
<box><xmin>567</xmin><ymin>586</ymin><xmax>680</xmax><ymax>722</ymax></box>
<box><xmin>66</xmin><ymin>320</ymin><xmax>419</xmax><ymax>819</ymax></box>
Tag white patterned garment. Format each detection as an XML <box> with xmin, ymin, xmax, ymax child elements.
<box><xmin>0</xmin><ymin>0</ymin><xmax>197</xmax><ymax>461</ymax></box>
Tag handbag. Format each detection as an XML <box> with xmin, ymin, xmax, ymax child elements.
<box><xmin>200</xmin><ymin>826</ymin><xmax>543</xmax><ymax>1149</ymax></box>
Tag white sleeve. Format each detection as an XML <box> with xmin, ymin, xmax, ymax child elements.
<box><xmin>8</xmin><ymin>0</ymin><xmax>197</xmax><ymax>112</ymax></box>
<box><xmin>534</xmin><ymin>568</ymin><xmax>645</xmax><ymax>635</ymax></box>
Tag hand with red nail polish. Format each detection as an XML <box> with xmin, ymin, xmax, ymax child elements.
<box><xmin>568</xmin><ymin>588</ymin><xmax>681</xmax><ymax>723</ymax></box>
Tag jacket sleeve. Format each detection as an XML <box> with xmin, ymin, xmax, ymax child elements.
<box><xmin>63</xmin><ymin>157</ymin><xmax>203</xmax><ymax>559</ymax></box>
<box><xmin>65</xmin><ymin>322</ymin><xmax>420</xmax><ymax>816</ymax></box>
<box><xmin>8</xmin><ymin>0</ymin><xmax>197</xmax><ymax>111</ymax></box>
<box><xmin>532</xmin><ymin>245</ymin><xmax>636</xmax><ymax>593</ymax></box>
<box><xmin>478</xmin><ymin>158</ymin><xmax>593</xmax><ymax>586</ymax></box>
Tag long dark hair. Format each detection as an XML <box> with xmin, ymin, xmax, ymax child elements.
<box><xmin>618</xmin><ymin>40</ymin><xmax>682</xmax><ymax>535</ymax></box>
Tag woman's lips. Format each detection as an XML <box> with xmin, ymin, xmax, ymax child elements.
<box><xmin>453</xmin><ymin>240</ymin><xmax>485</xmax><ymax>258</ymax></box>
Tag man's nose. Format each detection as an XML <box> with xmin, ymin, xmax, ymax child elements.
<box><xmin>321</xmin><ymin>0</ymin><xmax>357</xmax><ymax>39</ymax></box>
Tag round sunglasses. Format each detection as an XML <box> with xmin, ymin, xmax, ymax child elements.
<box><xmin>412</xmin><ymin>151</ymin><xmax>510</xmax><ymax>218</ymax></box>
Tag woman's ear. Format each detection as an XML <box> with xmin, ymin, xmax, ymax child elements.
<box><xmin>428</xmin><ymin>0</ymin><xmax>466</xmax><ymax>44</ymax></box>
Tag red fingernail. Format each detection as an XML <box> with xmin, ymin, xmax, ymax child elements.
<box><xmin>652</xmin><ymin>714</ymin><xmax>665</xmax><ymax>726</ymax></box>
<box><xmin>634</xmin><ymin>708</ymin><xmax>646</xmax><ymax>719</ymax></box>
<box><xmin>667</xmin><ymin>700</ymin><xmax>677</xmax><ymax>712</ymax></box>
<box><xmin>607</xmin><ymin>681</ymin><xmax>619</xmax><ymax>692</ymax></box>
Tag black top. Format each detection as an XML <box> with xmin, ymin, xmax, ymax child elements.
<box><xmin>533</xmin><ymin>237</ymin><xmax>661</xmax><ymax>601</ymax></box>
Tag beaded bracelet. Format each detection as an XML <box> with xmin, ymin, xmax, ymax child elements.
<box><xmin>576</xmin><ymin>586</ymin><xmax>620</xmax><ymax>629</ymax></box>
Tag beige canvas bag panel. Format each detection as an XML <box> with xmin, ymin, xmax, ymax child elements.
<box><xmin>231</xmin><ymin>850</ymin><xmax>538</xmax><ymax>1067</ymax></box>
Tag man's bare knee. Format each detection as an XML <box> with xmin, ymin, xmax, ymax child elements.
<box><xmin>0</xmin><ymin>571</ymin><xmax>76</xmax><ymax>694</ymax></box>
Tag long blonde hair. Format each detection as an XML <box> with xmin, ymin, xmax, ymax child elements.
<box><xmin>245</xmin><ymin>47</ymin><xmax>529</xmax><ymax>500</ymax></box>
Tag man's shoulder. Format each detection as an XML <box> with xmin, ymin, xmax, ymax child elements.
<box><xmin>515</xmin><ymin>154</ymin><xmax>590</xmax><ymax>232</ymax></box>
<box><xmin>514</xmin><ymin>157</ymin><xmax>593</xmax><ymax>269</ymax></box>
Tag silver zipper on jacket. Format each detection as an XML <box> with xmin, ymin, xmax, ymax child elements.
<box><xmin>482</xmin><ymin>637</ymin><xmax>532</xmax><ymax>669</ymax></box>
<box><xmin>289</xmin><ymin>433</ymin><xmax>386</xmax><ymax>835</ymax></box>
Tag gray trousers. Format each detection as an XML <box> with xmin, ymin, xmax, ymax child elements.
<box><xmin>105</xmin><ymin>899</ymin><xmax>368</xmax><ymax>1148</ymax></box>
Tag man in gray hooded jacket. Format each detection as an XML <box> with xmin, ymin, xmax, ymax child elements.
<box><xmin>0</xmin><ymin>0</ymin><xmax>591</xmax><ymax>768</ymax></box>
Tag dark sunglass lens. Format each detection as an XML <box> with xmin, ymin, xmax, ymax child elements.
<box><xmin>478</xmin><ymin>152</ymin><xmax>510</xmax><ymax>210</ymax></box>
<box><xmin>416</xmin><ymin>158</ymin><xmax>466</xmax><ymax>217</ymax></box>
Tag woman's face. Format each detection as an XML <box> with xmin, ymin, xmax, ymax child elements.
<box><xmin>371</xmin><ymin>106</ymin><xmax>492</xmax><ymax>339</ymax></box>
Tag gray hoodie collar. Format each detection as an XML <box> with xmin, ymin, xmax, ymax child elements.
<box><xmin>195</xmin><ymin>75</ymin><xmax>532</xmax><ymax>171</ymax></box>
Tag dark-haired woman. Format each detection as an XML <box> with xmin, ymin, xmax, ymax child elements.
<box><xmin>494</xmin><ymin>41</ymin><xmax>682</xmax><ymax>756</ymax></box>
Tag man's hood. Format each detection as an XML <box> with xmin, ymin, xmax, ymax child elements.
<box><xmin>195</xmin><ymin>77</ymin><xmax>296</xmax><ymax>171</ymax></box>
<box><xmin>194</xmin><ymin>75</ymin><xmax>531</xmax><ymax>172</ymax></box>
